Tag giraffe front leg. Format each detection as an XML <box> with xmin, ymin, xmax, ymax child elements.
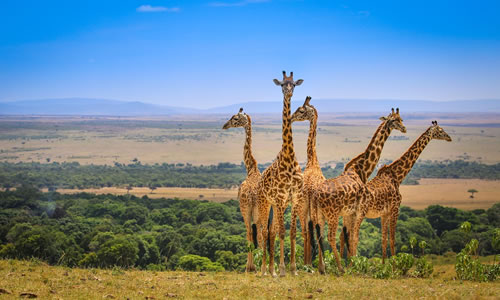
<box><xmin>380</xmin><ymin>215</ymin><xmax>389</xmax><ymax>264</ymax></box>
<box><xmin>257</xmin><ymin>202</ymin><xmax>271</xmax><ymax>276</ymax></box>
<box><xmin>268</xmin><ymin>215</ymin><xmax>278</xmax><ymax>277</ymax></box>
<box><xmin>276</xmin><ymin>207</ymin><xmax>287</xmax><ymax>277</ymax></box>
<box><xmin>289</xmin><ymin>203</ymin><xmax>300</xmax><ymax>276</ymax></box>
<box><xmin>242</xmin><ymin>207</ymin><xmax>256</xmax><ymax>272</ymax></box>
<box><xmin>389</xmin><ymin>206</ymin><xmax>400</xmax><ymax>257</ymax></box>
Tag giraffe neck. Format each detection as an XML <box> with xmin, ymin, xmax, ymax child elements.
<box><xmin>281</xmin><ymin>94</ymin><xmax>296</xmax><ymax>161</ymax></box>
<box><xmin>306</xmin><ymin>110</ymin><xmax>319</xmax><ymax>169</ymax></box>
<box><xmin>385</xmin><ymin>127</ymin><xmax>432</xmax><ymax>184</ymax></box>
<box><xmin>346</xmin><ymin>121</ymin><xmax>391</xmax><ymax>183</ymax></box>
<box><xmin>243</xmin><ymin>116</ymin><xmax>259</xmax><ymax>175</ymax></box>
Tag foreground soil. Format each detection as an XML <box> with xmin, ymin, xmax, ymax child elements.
<box><xmin>0</xmin><ymin>260</ymin><xmax>498</xmax><ymax>299</ymax></box>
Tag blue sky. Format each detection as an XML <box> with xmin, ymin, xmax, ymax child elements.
<box><xmin>0</xmin><ymin>0</ymin><xmax>499</xmax><ymax>108</ymax></box>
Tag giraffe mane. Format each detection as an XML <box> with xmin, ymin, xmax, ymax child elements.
<box><xmin>344</xmin><ymin>152</ymin><xmax>365</xmax><ymax>171</ymax></box>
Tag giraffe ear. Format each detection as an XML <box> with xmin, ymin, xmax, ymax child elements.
<box><xmin>294</xmin><ymin>79</ymin><xmax>304</xmax><ymax>86</ymax></box>
<box><xmin>273</xmin><ymin>79</ymin><xmax>282</xmax><ymax>86</ymax></box>
<box><xmin>379</xmin><ymin>116</ymin><xmax>388</xmax><ymax>121</ymax></box>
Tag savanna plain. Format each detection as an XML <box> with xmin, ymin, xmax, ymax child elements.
<box><xmin>0</xmin><ymin>113</ymin><xmax>499</xmax><ymax>299</ymax></box>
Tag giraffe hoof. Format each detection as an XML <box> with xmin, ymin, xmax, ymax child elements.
<box><xmin>271</xmin><ymin>272</ymin><xmax>278</xmax><ymax>278</ymax></box>
<box><xmin>319</xmin><ymin>266</ymin><xmax>325</xmax><ymax>275</ymax></box>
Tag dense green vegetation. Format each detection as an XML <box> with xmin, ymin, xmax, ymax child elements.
<box><xmin>0</xmin><ymin>186</ymin><xmax>498</xmax><ymax>272</ymax></box>
<box><xmin>1</xmin><ymin>159</ymin><xmax>498</xmax><ymax>189</ymax></box>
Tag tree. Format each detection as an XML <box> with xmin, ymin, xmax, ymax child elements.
<box><xmin>96</xmin><ymin>236</ymin><xmax>138</xmax><ymax>268</ymax></box>
<box><xmin>468</xmin><ymin>189</ymin><xmax>478</xmax><ymax>198</ymax></box>
<box><xmin>149</xmin><ymin>185</ymin><xmax>157</xmax><ymax>194</ymax></box>
<box><xmin>178</xmin><ymin>254</ymin><xmax>224</xmax><ymax>272</ymax></box>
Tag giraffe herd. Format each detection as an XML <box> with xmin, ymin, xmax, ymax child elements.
<box><xmin>222</xmin><ymin>71</ymin><xmax>452</xmax><ymax>277</ymax></box>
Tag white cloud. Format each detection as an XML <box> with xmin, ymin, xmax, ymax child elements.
<box><xmin>136</xmin><ymin>5</ymin><xmax>180</xmax><ymax>13</ymax></box>
<box><xmin>209</xmin><ymin>0</ymin><xmax>270</xmax><ymax>7</ymax></box>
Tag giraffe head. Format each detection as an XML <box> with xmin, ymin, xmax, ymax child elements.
<box><xmin>273</xmin><ymin>71</ymin><xmax>303</xmax><ymax>99</ymax></box>
<box><xmin>380</xmin><ymin>108</ymin><xmax>406</xmax><ymax>133</ymax></box>
<box><xmin>428</xmin><ymin>120</ymin><xmax>452</xmax><ymax>141</ymax></box>
<box><xmin>291</xmin><ymin>96</ymin><xmax>316</xmax><ymax>123</ymax></box>
<box><xmin>222</xmin><ymin>107</ymin><xmax>250</xmax><ymax>130</ymax></box>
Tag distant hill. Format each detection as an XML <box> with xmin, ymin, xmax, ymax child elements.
<box><xmin>0</xmin><ymin>98</ymin><xmax>194</xmax><ymax>116</ymax></box>
<box><xmin>0</xmin><ymin>98</ymin><xmax>499</xmax><ymax>115</ymax></box>
<box><xmin>209</xmin><ymin>99</ymin><xmax>500</xmax><ymax>114</ymax></box>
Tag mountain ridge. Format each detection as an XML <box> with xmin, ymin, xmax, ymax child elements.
<box><xmin>1</xmin><ymin>98</ymin><xmax>499</xmax><ymax>115</ymax></box>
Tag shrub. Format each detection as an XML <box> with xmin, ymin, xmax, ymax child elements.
<box><xmin>390</xmin><ymin>253</ymin><xmax>414</xmax><ymax>276</ymax></box>
<box><xmin>413</xmin><ymin>257</ymin><xmax>433</xmax><ymax>278</ymax></box>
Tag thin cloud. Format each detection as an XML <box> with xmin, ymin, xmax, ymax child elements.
<box><xmin>209</xmin><ymin>0</ymin><xmax>270</xmax><ymax>7</ymax></box>
<box><xmin>136</xmin><ymin>5</ymin><xmax>180</xmax><ymax>12</ymax></box>
<box><xmin>358</xmin><ymin>10</ymin><xmax>370</xmax><ymax>17</ymax></box>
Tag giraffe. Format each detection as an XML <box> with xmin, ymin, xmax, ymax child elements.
<box><xmin>312</xmin><ymin>108</ymin><xmax>406</xmax><ymax>272</ymax></box>
<box><xmin>341</xmin><ymin>121</ymin><xmax>452</xmax><ymax>263</ymax></box>
<box><xmin>256</xmin><ymin>71</ymin><xmax>304</xmax><ymax>277</ymax></box>
<box><xmin>290</xmin><ymin>96</ymin><xmax>326</xmax><ymax>266</ymax></box>
<box><xmin>222</xmin><ymin>107</ymin><xmax>264</xmax><ymax>272</ymax></box>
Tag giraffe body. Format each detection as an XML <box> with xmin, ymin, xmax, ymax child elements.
<box><xmin>341</xmin><ymin>121</ymin><xmax>452</xmax><ymax>262</ymax></box>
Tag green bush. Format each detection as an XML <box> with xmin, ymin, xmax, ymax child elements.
<box><xmin>456</xmin><ymin>238</ymin><xmax>499</xmax><ymax>281</ymax></box>
<box><xmin>413</xmin><ymin>257</ymin><xmax>433</xmax><ymax>278</ymax></box>
<box><xmin>390</xmin><ymin>253</ymin><xmax>414</xmax><ymax>276</ymax></box>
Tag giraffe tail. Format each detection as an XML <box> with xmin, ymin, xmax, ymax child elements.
<box><xmin>267</xmin><ymin>206</ymin><xmax>274</xmax><ymax>255</ymax></box>
<box><xmin>316</xmin><ymin>224</ymin><xmax>324</xmax><ymax>254</ymax></box>
<box><xmin>342</xmin><ymin>226</ymin><xmax>350</xmax><ymax>257</ymax></box>
<box><xmin>308</xmin><ymin>220</ymin><xmax>317</xmax><ymax>261</ymax></box>
<box><xmin>251</xmin><ymin>223</ymin><xmax>258</xmax><ymax>249</ymax></box>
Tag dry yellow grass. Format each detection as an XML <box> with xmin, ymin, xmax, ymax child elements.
<box><xmin>50</xmin><ymin>187</ymin><xmax>238</xmax><ymax>203</ymax></box>
<box><xmin>52</xmin><ymin>179</ymin><xmax>499</xmax><ymax>210</ymax></box>
<box><xmin>1</xmin><ymin>115</ymin><xmax>499</xmax><ymax>166</ymax></box>
<box><xmin>0</xmin><ymin>259</ymin><xmax>498</xmax><ymax>299</ymax></box>
<box><xmin>401</xmin><ymin>179</ymin><xmax>500</xmax><ymax>210</ymax></box>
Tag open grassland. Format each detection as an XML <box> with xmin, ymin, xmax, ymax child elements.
<box><xmin>51</xmin><ymin>178</ymin><xmax>500</xmax><ymax>209</ymax></box>
<box><xmin>47</xmin><ymin>186</ymin><xmax>238</xmax><ymax>203</ymax></box>
<box><xmin>400</xmin><ymin>179</ymin><xmax>500</xmax><ymax>210</ymax></box>
<box><xmin>0</xmin><ymin>260</ymin><xmax>499</xmax><ymax>300</ymax></box>
<box><xmin>1</xmin><ymin>114</ymin><xmax>500</xmax><ymax>166</ymax></box>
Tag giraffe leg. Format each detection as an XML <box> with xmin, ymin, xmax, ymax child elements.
<box><xmin>290</xmin><ymin>203</ymin><xmax>299</xmax><ymax>276</ymax></box>
<box><xmin>316</xmin><ymin>219</ymin><xmax>326</xmax><ymax>275</ymax></box>
<box><xmin>276</xmin><ymin>206</ymin><xmax>287</xmax><ymax>277</ymax></box>
<box><xmin>268</xmin><ymin>214</ymin><xmax>278</xmax><ymax>277</ymax></box>
<box><xmin>327</xmin><ymin>215</ymin><xmax>343</xmax><ymax>273</ymax></box>
<box><xmin>257</xmin><ymin>201</ymin><xmax>271</xmax><ymax>276</ymax></box>
<box><xmin>349</xmin><ymin>212</ymin><xmax>366</xmax><ymax>258</ymax></box>
<box><xmin>242</xmin><ymin>205</ymin><xmax>255</xmax><ymax>273</ymax></box>
<box><xmin>389</xmin><ymin>207</ymin><xmax>400</xmax><ymax>257</ymax></box>
<box><xmin>340</xmin><ymin>215</ymin><xmax>352</xmax><ymax>259</ymax></box>
<box><xmin>380</xmin><ymin>215</ymin><xmax>389</xmax><ymax>264</ymax></box>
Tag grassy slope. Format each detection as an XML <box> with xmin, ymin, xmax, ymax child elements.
<box><xmin>0</xmin><ymin>260</ymin><xmax>498</xmax><ymax>299</ymax></box>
